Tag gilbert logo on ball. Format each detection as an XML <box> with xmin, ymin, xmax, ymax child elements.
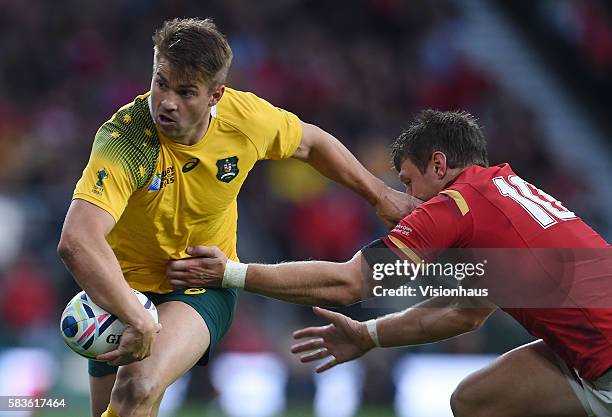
<box><xmin>60</xmin><ymin>289</ymin><xmax>157</xmax><ymax>360</ymax></box>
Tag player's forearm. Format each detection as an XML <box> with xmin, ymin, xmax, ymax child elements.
<box><xmin>299</xmin><ymin>125</ymin><xmax>384</xmax><ymax>205</ymax></box>
<box><xmin>58</xmin><ymin>235</ymin><xmax>151</xmax><ymax>328</ymax></box>
<box><xmin>245</xmin><ymin>258</ymin><xmax>362</xmax><ymax>306</ymax></box>
<box><xmin>374</xmin><ymin>297</ymin><xmax>486</xmax><ymax>347</ymax></box>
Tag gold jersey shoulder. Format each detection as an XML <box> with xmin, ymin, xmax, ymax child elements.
<box><xmin>216</xmin><ymin>88</ymin><xmax>302</xmax><ymax>160</ymax></box>
<box><xmin>73</xmin><ymin>89</ymin><xmax>302</xmax><ymax>293</ymax></box>
<box><xmin>73</xmin><ymin>93</ymin><xmax>160</xmax><ymax>221</ymax></box>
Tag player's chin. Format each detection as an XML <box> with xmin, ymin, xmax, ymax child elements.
<box><xmin>160</xmin><ymin>125</ymin><xmax>184</xmax><ymax>138</ymax></box>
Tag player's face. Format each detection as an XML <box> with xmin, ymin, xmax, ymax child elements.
<box><xmin>398</xmin><ymin>156</ymin><xmax>446</xmax><ymax>201</ymax></box>
<box><xmin>150</xmin><ymin>56</ymin><xmax>223</xmax><ymax>143</ymax></box>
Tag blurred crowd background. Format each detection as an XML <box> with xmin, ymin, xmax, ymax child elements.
<box><xmin>1</xmin><ymin>0</ymin><xmax>611</xmax><ymax>416</ymax></box>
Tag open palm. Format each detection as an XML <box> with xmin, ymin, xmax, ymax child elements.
<box><xmin>291</xmin><ymin>307</ymin><xmax>375</xmax><ymax>373</ymax></box>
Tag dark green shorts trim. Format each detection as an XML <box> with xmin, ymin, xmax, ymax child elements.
<box><xmin>88</xmin><ymin>288</ymin><xmax>238</xmax><ymax>378</ymax></box>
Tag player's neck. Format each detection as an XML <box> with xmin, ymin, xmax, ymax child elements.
<box><xmin>442</xmin><ymin>166</ymin><xmax>471</xmax><ymax>189</ymax></box>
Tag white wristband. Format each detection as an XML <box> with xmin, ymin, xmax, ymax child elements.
<box><xmin>222</xmin><ymin>260</ymin><xmax>248</xmax><ymax>289</ymax></box>
<box><xmin>366</xmin><ymin>319</ymin><xmax>381</xmax><ymax>347</ymax></box>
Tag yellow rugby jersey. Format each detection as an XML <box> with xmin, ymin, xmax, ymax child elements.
<box><xmin>73</xmin><ymin>88</ymin><xmax>302</xmax><ymax>293</ymax></box>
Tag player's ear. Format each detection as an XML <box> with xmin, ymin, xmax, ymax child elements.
<box><xmin>431</xmin><ymin>151</ymin><xmax>447</xmax><ymax>179</ymax></box>
<box><xmin>209</xmin><ymin>84</ymin><xmax>225</xmax><ymax>107</ymax></box>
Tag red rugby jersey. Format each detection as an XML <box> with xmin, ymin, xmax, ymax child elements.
<box><xmin>384</xmin><ymin>163</ymin><xmax>612</xmax><ymax>382</ymax></box>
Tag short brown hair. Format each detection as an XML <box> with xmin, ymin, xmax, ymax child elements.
<box><xmin>152</xmin><ymin>18</ymin><xmax>233</xmax><ymax>91</ymax></box>
<box><xmin>391</xmin><ymin>110</ymin><xmax>489</xmax><ymax>173</ymax></box>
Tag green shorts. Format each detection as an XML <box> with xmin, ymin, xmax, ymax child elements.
<box><xmin>88</xmin><ymin>287</ymin><xmax>238</xmax><ymax>377</ymax></box>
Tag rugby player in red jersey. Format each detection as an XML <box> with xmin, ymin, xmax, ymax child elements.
<box><xmin>168</xmin><ymin>110</ymin><xmax>612</xmax><ymax>417</ymax></box>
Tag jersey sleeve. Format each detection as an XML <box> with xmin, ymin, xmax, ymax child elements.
<box><xmin>229</xmin><ymin>91</ymin><xmax>303</xmax><ymax>160</ymax></box>
<box><xmin>72</xmin><ymin>124</ymin><xmax>139</xmax><ymax>222</ymax></box>
<box><xmin>261</xmin><ymin>104</ymin><xmax>302</xmax><ymax>160</ymax></box>
<box><xmin>384</xmin><ymin>193</ymin><xmax>472</xmax><ymax>262</ymax></box>
<box><xmin>73</xmin><ymin>95</ymin><xmax>160</xmax><ymax>222</ymax></box>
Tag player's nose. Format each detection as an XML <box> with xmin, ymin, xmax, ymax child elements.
<box><xmin>160</xmin><ymin>98</ymin><xmax>178</xmax><ymax>112</ymax></box>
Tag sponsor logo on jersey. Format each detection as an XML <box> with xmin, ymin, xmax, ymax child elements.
<box><xmin>184</xmin><ymin>288</ymin><xmax>207</xmax><ymax>295</ymax></box>
<box><xmin>92</xmin><ymin>169</ymin><xmax>108</xmax><ymax>195</ymax></box>
<box><xmin>392</xmin><ymin>224</ymin><xmax>413</xmax><ymax>237</ymax></box>
<box><xmin>182</xmin><ymin>158</ymin><xmax>200</xmax><ymax>173</ymax></box>
<box><xmin>216</xmin><ymin>156</ymin><xmax>239</xmax><ymax>183</ymax></box>
<box><xmin>148</xmin><ymin>166</ymin><xmax>175</xmax><ymax>191</ymax></box>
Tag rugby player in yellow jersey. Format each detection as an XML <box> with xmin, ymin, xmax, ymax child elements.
<box><xmin>57</xmin><ymin>18</ymin><xmax>417</xmax><ymax>417</ymax></box>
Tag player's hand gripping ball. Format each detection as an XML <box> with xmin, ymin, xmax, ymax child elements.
<box><xmin>60</xmin><ymin>289</ymin><xmax>158</xmax><ymax>360</ymax></box>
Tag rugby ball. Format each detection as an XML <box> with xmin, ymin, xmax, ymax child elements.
<box><xmin>60</xmin><ymin>289</ymin><xmax>158</xmax><ymax>360</ymax></box>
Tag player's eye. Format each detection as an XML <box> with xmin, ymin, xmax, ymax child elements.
<box><xmin>155</xmin><ymin>78</ymin><xmax>168</xmax><ymax>89</ymax></box>
<box><xmin>179</xmin><ymin>90</ymin><xmax>196</xmax><ymax>98</ymax></box>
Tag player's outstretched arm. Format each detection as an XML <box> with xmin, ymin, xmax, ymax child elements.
<box><xmin>167</xmin><ymin>246</ymin><xmax>364</xmax><ymax>306</ymax></box>
<box><xmin>292</xmin><ymin>297</ymin><xmax>497</xmax><ymax>372</ymax></box>
<box><xmin>293</xmin><ymin>122</ymin><xmax>421</xmax><ymax>228</ymax></box>
<box><xmin>58</xmin><ymin>199</ymin><xmax>161</xmax><ymax>365</ymax></box>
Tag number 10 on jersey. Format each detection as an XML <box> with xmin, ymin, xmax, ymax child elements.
<box><xmin>493</xmin><ymin>175</ymin><xmax>577</xmax><ymax>228</ymax></box>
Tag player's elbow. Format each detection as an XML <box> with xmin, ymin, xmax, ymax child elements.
<box><xmin>57</xmin><ymin>230</ymin><xmax>86</xmax><ymax>263</ymax></box>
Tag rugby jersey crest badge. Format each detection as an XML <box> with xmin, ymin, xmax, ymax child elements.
<box><xmin>216</xmin><ymin>156</ymin><xmax>239</xmax><ymax>183</ymax></box>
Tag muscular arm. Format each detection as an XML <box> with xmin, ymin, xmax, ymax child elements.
<box><xmin>168</xmin><ymin>247</ymin><xmax>365</xmax><ymax>307</ymax></box>
<box><xmin>245</xmin><ymin>252</ymin><xmax>364</xmax><ymax>306</ymax></box>
<box><xmin>291</xmin><ymin>296</ymin><xmax>497</xmax><ymax>372</ymax></box>
<box><xmin>57</xmin><ymin>199</ymin><xmax>154</xmax><ymax>331</ymax></box>
<box><xmin>293</xmin><ymin>122</ymin><xmax>419</xmax><ymax>227</ymax></box>
<box><xmin>375</xmin><ymin>296</ymin><xmax>497</xmax><ymax>347</ymax></box>
<box><xmin>292</xmin><ymin>122</ymin><xmax>384</xmax><ymax>205</ymax></box>
<box><xmin>245</xmin><ymin>256</ymin><xmax>495</xmax><ymax>344</ymax></box>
